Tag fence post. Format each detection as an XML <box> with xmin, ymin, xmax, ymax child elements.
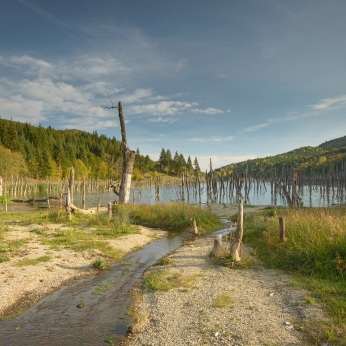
<box><xmin>279</xmin><ymin>216</ymin><xmax>287</xmax><ymax>243</ymax></box>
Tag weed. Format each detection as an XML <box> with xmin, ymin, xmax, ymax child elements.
<box><xmin>144</xmin><ymin>269</ymin><xmax>196</xmax><ymax>291</ymax></box>
<box><xmin>92</xmin><ymin>258</ymin><xmax>110</xmax><ymax>270</ymax></box>
<box><xmin>91</xmin><ymin>284</ymin><xmax>112</xmax><ymax>295</ymax></box>
<box><xmin>154</xmin><ymin>256</ymin><xmax>174</xmax><ymax>266</ymax></box>
<box><xmin>104</xmin><ymin>336</ymin><xmax>114</xmax><ymax>346</ymax></box>
<box><xmin>211</xmin><ymin>292</ymin><xmax>233</xmax><ymax>308</ymax></box>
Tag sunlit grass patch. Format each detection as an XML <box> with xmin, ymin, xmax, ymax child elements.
<box><xmin>129</xmin><ymin>203</ymin><xmax>222</xmax><ymax>234</ymax></box>
<box><xmin>144</xmin><ymin>269</ymin><xmax>196</xmax><ymax>291</ymax></box>
<box><xmin>15</xmin><ymin>255</ymin><xmax>52</xmax><ymax>266</ymax></box>
<box><xmin>211</xmin><ymin>292</ymin><xmax>234</xmax><ymax>308</ymax></box>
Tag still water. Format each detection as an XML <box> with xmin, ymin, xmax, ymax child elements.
<box><xmin>11</xmin><ymin>183</ymin><xmax>345</xmax><ymax>210</ymax></box>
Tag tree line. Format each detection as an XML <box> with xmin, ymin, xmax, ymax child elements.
<box><xmin>0</xmin><ymin>118</ymin><xmax>202</xmax><ymax>181</ymax></box>
<box><xmin>215</xmin><ymin>142</ymin><xmax>346</xmax><ymax>178</ymax></box>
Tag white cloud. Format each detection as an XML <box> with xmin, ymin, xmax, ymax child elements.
<box><xmin>130</xmin><ymin>101</ymin><xmax>198</xmax><ymax>116</ymax></box>
<box><xmin>191</xmin><ymin>107</ymin><xmax>224</xmax><ymax>115</ymax></box>
<box><xmin>241</xmin><ymin>123</ymin><xmax>270</xmax><ymax>133</ymax></box>
<box><xmin>148</xmin><ymin>117</ymin><xmax>177</xmax><ymax>124</ymax></box>
<box><xmin>308</xmin><ymin>94</ymin><xmax>346</xmax><ymax>111</ymax></box>
<box><xmin>190</xmin><ymin>136</ymin><xmax>235</xmax><ymax>142</ymax></box>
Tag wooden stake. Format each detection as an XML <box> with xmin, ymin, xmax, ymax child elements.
<box><xmin>230</xmin><ymin>199</ymin><xmax>243</xmax><ymax>261</ymax></box>
<box><xmin>108</xmin><ymin>202</ymin><xmax>112</xmax><ymax>220</ymax></box>
<box><xmin>279</xmin><ymin>216</ymin><xmax>287</xmax><ymax>243</ymax></box>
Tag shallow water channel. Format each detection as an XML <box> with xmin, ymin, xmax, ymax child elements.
<box><xmin>0</xmin><ymin>226</ymin><xmax>231</xmax><ymax>346</ymax></box>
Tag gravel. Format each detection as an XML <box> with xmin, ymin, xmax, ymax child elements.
<box><xmin>130</xmin><ymin>237</ymin><xmax>328</xmax><ymax>346</ymax></box>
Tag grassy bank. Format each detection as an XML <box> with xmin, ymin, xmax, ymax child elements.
<box><xmin>242</xmin><ymin>207</ymin><xmax>346</xmax><ymax>344</ymax></box>
<box><xmin>0</xmin><ymin>203</ymin><xmax>221</xmax><ymax>263</ymax></box>
<box><xmin>128</xmin><ymin>203</ymin><xmax>222</xmax><ymax>233</ymax></box>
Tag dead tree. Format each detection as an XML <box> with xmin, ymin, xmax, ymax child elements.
<box><xmin>104</xmin><ymin>98</ymin><xmax>136</xmax><ymax>204</ymax></box>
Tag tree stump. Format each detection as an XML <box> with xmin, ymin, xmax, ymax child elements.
<box><xmin>212</xmin><ymin>234</ymin><xmax>222</xmax><ymax>256</ymax></box>
<box><xmin>190</xmin><ymin>218</ymin><xmax>199</xmax><ymax>235</ymax></box>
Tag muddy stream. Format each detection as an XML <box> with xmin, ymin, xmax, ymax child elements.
<box><xmin>0</xmin><ymin>222</ymin><xmax>231</xmax><ymax>346</ymax></box>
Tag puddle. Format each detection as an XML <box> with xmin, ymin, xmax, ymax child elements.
<box><xmin>0</xmin><ymin>224</ymin><xmax>233</xmax><ymax>345</ymax></box>
<box><xmin>0</xmin><ymin>234</ymin><xmax>184</xmax><ymax>345</ymax></box>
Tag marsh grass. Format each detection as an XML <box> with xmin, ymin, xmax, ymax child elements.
<box><xmin>243</xmin><ymin>207</ymin><xmax>346</xmax><ymax>344</ymax></box>
<box><xmin>144</xmin><ymin>269</ymin><xmax>196</xmax><ymax>291</ymax></box>
<box><xmin>129</xmin><ymin>202</ymin><xmax>222</xmax><ymax>233</ymax></box>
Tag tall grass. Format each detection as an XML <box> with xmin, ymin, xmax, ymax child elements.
<box><xmin>243</xmin><ymin>207</ymin><xmax>346</xmax><ymax>344</ymax></box>
<box><xmin>129</xmin><ymin>202</ymin><xmax>222</xmax><ymax>233</ymax></box>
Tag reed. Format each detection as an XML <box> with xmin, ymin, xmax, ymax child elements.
<box><xmin>243</xmin><ymin>207</ymin><xmax>346</xmax><ymax>344</ymax></box>
<box><xmin>128</xmin><ymin>202</ymin><xmax>222</xmax><ymax>233</ymax></box>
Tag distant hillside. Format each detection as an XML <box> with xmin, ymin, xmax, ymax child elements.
<box><xmin>216</xmin><ymin>135</ymin><xmax>346</xmax><ymax>177</ymax></box>
<box><xmin>0</xmin><ymin>118</ymin><xmax>156</xmax><ymax>180</ymax></box>
<box><xmin>319</xmin><ymin>135</ymin><xmax>346</xmax><ymax>150</ymax></box>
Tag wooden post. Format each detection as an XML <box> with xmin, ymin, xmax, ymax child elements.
<box><xmin>97</xmin><ymin>198</ymin><xmax>101</xmax><ymax>213</ymax></box>
<box><xmin>230</xmin><ymin>199</ymin><xmax>243</xmax><ymax>261</ymax></box>
<box><xmin>66</xmin><ymin>188</ymin><xmax>72</xmax><ymax>221</ymax></box>
<box><xmin>108</xmin><ymin>202</ymin><xmax>112</xmax><ymax>220</ymax></box>
<box><xmin>212</xmin><ymin>234</ymin><xmax>222</xmax><ymax>256</ymax></box>
<box><xmin>279</xmin><ymin>216</ymin><xmax>287</xmax><ymax>243</ymax></box>
<box><xmin>181</xmin><ymin>173</ymin><xmax>185</xmax><ymax>201</ymax></box>
<box><xmin>190</xmin><ymin>218</ymin><xmax>199</xmax><ymax>235</ymax></box>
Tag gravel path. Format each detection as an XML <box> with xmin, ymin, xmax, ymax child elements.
<box><xmin>130</xmin><ymin>236</ymin><xmax>327</xmax><ymax>346</ymax></box>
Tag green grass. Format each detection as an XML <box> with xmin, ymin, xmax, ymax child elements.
<box><xmin>15</xmin><ymin>255</ymin><xmax>52</xmax><ymax>266</ymax></box>
<box><xmin>211</xmin><ymin>292</ymin><xmax>234</xmax><ymax>308</ymax></box>
<box><xmin>242</xmin><ymin>207</ymin><xmax>346</xmax><ymax>344</ymax></box>
<box><xmin>129</xmin><ymin>202</ymin><xmax>222</xmax><ymax>233</ymax></box>
<box><xmin>144</xmin><ymin>269</ymin><xmax>196</xmax><ymax>291</ymax></box>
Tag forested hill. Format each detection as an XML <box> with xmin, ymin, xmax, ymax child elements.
<box><xmin>216</xmin><ymin>137</ymin><xmax>346</xmax><ymax>178</ymax></box>
<box><xmin>0</xmin><ymin>118</ymin><xmax>156</xmax><ymax>180</ymax></box>
<box><xmin>319</xmin><ymin>135</ymin><xmax>346</xmax><ymax>150</ymax></box>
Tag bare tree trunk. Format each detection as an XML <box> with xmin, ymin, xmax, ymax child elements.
<box><xmin>66</xmin><ymin>188</ymin><xmax>72</xmax><ymax>221</ymax></box>
<box><xmin>230</xmin><ymin>199</ymin><xmax>243</xmax><ymax>261</ymax></box>
<box><xmin>118</xmin><ymin>102</ymin><xmax>136</xmax><ymax>204</ymax></box>
<box><xmin>82</xmin><ymin>176</ymin><xmax>86</xmax><ymax>210</ymax></box>
<box><xmin>69</xmin><ymin>167</ymin><xmax>75</xmax><ymax>206</ymax></box>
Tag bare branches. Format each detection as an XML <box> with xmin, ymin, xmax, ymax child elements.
<box><xmin>101</xmin><ymin>85</ymin><xmax>118</xmax><ymax>109</ymax></box>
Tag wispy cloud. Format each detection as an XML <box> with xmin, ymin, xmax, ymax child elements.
<box><xmin>130</xmin><ymin>101</ymin><xmax>198</xmax><ymax>116</ymax></box>
<box><xmin>191</xmin><ymin>107</ymin><xmax>224</xmax><ymax>115</ymax></box>
<box><xmin>148</xmin><ymin>117</ymin><xmax>177</xmax><ymax>124</ymax></box>
<box><xmin>241</xmin><ymin>93</ymin><xmax>346</xmax><ymax>133</ymax></box>
<box><xmin>190</xmin><ymin>136</ymin><xmax>235</xmax><ymax>142</ymax></box>
<box><xmin>308</xmin><ymin>94</ymin><xmax>346</xmax><ymax>111</ymax></box>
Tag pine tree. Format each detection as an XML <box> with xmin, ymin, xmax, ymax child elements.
<box><xmin>186</xmin><ymin>156</ymin><xmax>193</xmax><ymax>175</ymax></box>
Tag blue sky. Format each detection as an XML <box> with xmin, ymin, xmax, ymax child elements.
<box><xmin>1</xmin><ymin>0</ymin><xmax>346</xmax><ymax>171</ymax></box>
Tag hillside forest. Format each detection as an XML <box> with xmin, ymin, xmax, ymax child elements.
<box><xmin>216</xmin><ymin>135</ymin><xmax>346</xmax><ymax>178</ymax></box>
<box><xmin>0</xmin><ymin>118</ymin><xmax>201</xmax><ymax>181</ymax></box>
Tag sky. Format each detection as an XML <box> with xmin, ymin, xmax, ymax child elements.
<box><xmin>1</xmin><ymin>0</ymin><xmax>346</xmax><ymax>171</ymax></box>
